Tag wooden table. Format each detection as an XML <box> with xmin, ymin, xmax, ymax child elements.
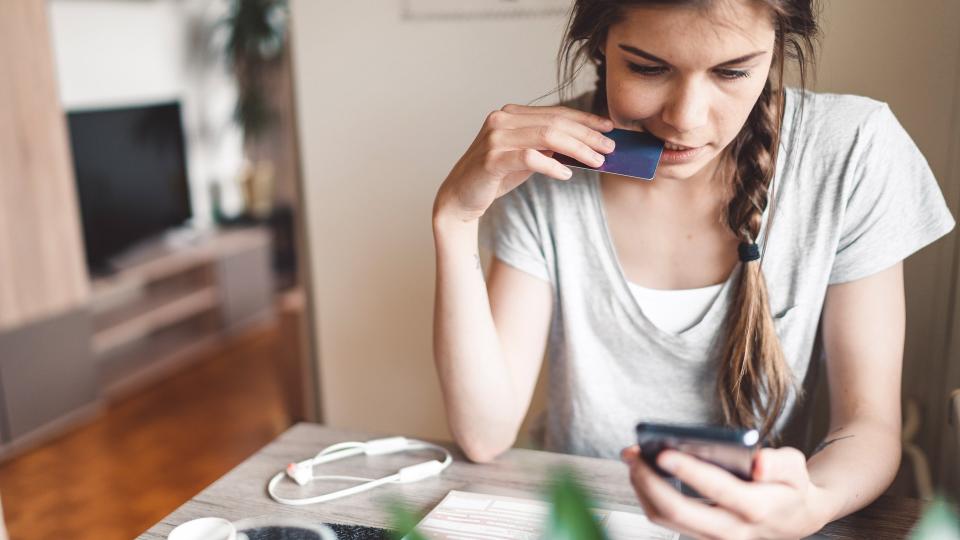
<box><xmin>138</xmin><ymin>423</ymin><xmax>923</xmax><ymax>539</ymax></box>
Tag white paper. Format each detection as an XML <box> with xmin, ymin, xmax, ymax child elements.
<box><xmin>408</xmin><ymin>490</ymin><xmax>679</xmax><ymax>540</ymax></box>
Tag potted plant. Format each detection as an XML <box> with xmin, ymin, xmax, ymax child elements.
<box><xmin>217</xmin><ymin>0</ymin><xmax>289</xmax><ymax>222</ymax></box>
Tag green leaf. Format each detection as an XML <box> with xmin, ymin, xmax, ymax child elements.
<box><xmin>544</xmin><ymin>467</ymin><xmax>609</xmax><ymax>540</ymax></box>
<box><xmin>223</xmin><ymin>0</ymin><xmax>288</xmax><ymax>64</ymax></box>
<box><xmin>383</xmin><ymin>467</ymin><xmax>610</xmax><ymax>540</ymax></box>
<box><xmin>910</xmin><ymin>497</ymin><xmax>960</xmax><ymax>540</ymax></box>
<box><xmin>220</xmin><ymin>0</ymin><xmax>287</xmax><ymax>140</ymax></box>
<box><xmin>234</xmin><ymin>87</ymin><xmax>274</xmax><ymax>137</ymax></box>
<box><xmin>386</xmin><ymin>498</ymin><xmax>429</xmax><ymax>540</ymax></box>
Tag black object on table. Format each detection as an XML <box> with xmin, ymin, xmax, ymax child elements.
<box><xmin>236</xmin><ymin>523</ymin><xmax>389</xmax><ymax>540</ymax></box>
<box><xmin>326</xmin><ymin>523</ymin><xmax>391</xmax><ymax>539</ymax></box>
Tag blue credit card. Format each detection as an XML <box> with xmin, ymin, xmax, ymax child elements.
<box><xmin>556</xmin><ymin>128</ymin><xmax>664</xmax><ymax>180</ymax></box>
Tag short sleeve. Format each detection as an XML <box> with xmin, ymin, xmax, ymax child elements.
<box><xmin>828</xmin><ymin>103</ymin><xmax>955</xmax><ymax>284</ymax></box>
<box><xmin>480</xmin><ymin>181</ymin><xmax>552</xmax><ymax>283</ymax></box>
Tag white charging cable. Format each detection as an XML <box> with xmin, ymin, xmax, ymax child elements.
<box><xmin>267</xmin><ymin>436</ymin><xmax>453</xmax><ymax>506</ymax></box>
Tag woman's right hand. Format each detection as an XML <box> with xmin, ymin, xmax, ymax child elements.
<box><xmin>433</xmin><ymin>104</ymin><xmax>616</xmax><ymax>223</ymax></box>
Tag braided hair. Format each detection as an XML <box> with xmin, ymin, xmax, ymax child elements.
<box><xmin>554</xmin><ymin>0</ymin><xmax>819</xmax><ymax>440</ymax></box>
<box><xmin>717</xmin><ymin>41</ymin><xmax>793</xmax><ymax>439</ymax></box>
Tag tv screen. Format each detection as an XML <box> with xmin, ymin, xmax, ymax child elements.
<box><xmin>67</xmin><ymin>101</ymin><xmax>191</xmax><ymax>272</ymax></box>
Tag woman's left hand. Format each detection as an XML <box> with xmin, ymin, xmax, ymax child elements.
<box><xmin>621</xmin><ymin>445</ymin><xmax>832</xmax><ymax>540</ymax></box>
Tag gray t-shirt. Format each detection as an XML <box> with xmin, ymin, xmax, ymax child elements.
<box><xmin>482</xmin><ymin>87</ymin><xmax>955</xmax><ymax>458</ymax></box>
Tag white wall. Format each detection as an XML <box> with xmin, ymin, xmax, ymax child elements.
<box><xmin>48</xmin><ymin>0</ymin><xmax>246</xmax><ymax>226</ymax></box>
<box><xmin>290</xmin><ymin>0</ymin><xmax>587</xmax><ymax>439</ymax></box>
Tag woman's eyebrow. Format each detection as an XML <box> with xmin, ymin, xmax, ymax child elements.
<box><xmin>617</xmin><ymin>43</ymin><xmax>767</xmax><ymax>67</ymax></box>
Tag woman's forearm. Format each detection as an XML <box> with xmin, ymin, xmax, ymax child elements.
<box><xmin>805</xmin><ymin>417</ymin><xmax>902</xmax><ymax>526</ymax></box>
<box><xmin>432</xmin><ymin>211</ymin><xmax>523</xmax><ymax>462</ymax></box>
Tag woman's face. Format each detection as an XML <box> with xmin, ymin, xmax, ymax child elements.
<box><xmin>602</xmin><ymin>0</ymin><xmax>776</xmax><ymax>182</ymax></box>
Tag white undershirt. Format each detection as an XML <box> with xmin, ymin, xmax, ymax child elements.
<box><xmin>627</xmin><ymin>281</ymin><xmax>724</xmax><ymax>334</ymax></box>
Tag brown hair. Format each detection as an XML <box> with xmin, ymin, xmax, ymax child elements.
<box><xmin>554</xmin><ymin>0</ymin><xmax>820</xmax><ymax>440</ymax></box>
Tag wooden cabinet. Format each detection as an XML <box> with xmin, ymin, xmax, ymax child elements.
<box><xmin>0</xmin><ymin>227</ymin><xmax>276</xmax><ymax>459</ymax></box>
<box><xmin>90</xmin><ymin>227</ymin><xmax>275</xmax><ymax>399</ymax></box>
<box><xmin>0</xmin><ymin>308</ymin><xmax>97</xmax><ymax>447</ymax></box>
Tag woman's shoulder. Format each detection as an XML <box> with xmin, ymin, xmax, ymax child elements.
<box><xmin>784</xmin><ymin>87</ymin><xmax>893</xmax><ymax>142</ymax></box>
<box><xmin>786</xmin><ymin>87</ymin><xmax>886</xmax><ymax>112</ymax></box>
<box><xmin>514</xmin><ymin>167</ymin><xmax>595</xmax><ymax>205</ymax></box>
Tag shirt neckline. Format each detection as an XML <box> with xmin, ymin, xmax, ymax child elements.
<box><xmin>587</xmin><ymin>170</ymin><xmax>741</xmax><ymax>341</ymax></box>
<box><xmin>627</xmin><ymin>281</ymin><xmax>725</xmax><ymax>295</ymax></box>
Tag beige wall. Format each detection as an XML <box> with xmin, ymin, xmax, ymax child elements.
<box><xmin>812</xmin><ymin>0</ymin><xmax>960</xmax><ymax>492</ymax></box>
<box><xmin>0</xmin><ymin>0</ymin><xmax>89</xmax><ymax>332</ymax></box>
<box><xmin>291</xmin><ymin>0</ymin><xmax>960</xmax><ymax>491</ymax></box>
<box><xmin>290</xmin><ymin>1</ymin><xmax>586</xmax><ymax>439</ymax></box>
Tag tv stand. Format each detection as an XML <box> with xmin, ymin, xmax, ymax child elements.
<box><xmin>0</xmin><ymin>226</ymin><xmax>276</xmax><ymax>461</ymax></box>
<box><xmin>89</xmin><ymin>226</ymin><xmax>275</xmax><ymax>399</ymax></box>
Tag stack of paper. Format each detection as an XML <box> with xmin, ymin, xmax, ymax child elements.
<box><xmin>407</xmin><ymin>490</ymin><xmax>678</xmax><ymax>540</ymax></box>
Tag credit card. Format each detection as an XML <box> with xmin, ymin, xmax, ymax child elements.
<box><xmin>556</xmin><ymin>128</ymin><xmax>664</xmax><ymax>181</ymax></box>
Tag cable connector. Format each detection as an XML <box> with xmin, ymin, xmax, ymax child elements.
<box><xmin>285</xmin><ymin>460</ymin><xmax>314</xmax><ymax>486</ymax></box>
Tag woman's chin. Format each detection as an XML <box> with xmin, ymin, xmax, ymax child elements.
<box><xmin>655</xmin><ymin>161</ymin><xmax>705</xmax><ymax>181</ymax></box>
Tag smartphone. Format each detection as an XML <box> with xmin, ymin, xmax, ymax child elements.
<box><xmin>635</xmin><ymin>422</ymin><xmax>760</xmax><ymax>481</ymax></box>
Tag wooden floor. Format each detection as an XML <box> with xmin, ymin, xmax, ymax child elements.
<box><xmin>0</xmin><ymin>324</ymin><xmax>294</xmax><ymax>540</ymax></box>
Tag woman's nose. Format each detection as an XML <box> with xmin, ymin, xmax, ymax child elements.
<box><xmin>660</xmin><ymin>79</ymin><xmax>709</xmax><ymax>135</ymax></box>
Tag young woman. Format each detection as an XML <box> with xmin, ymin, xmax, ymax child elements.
<box><xmin>432</xmin><ymin>0</ymin><xmax>954</xmax><ymax>537</ymax></box>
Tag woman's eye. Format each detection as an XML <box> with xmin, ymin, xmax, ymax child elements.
<box><xmin>627</xmin><ymin>62</ymin><xmax>667</xmax><ymax>76</ymax></box>
<box><xmin>716</xmin><ymin>69</ymin><xmax>751</xmax><ymax>80</ymax></box>
<box><xmin>626</xmin><ymin>62</ymin><xmax>750</xmax><ymax>81</ymax></box>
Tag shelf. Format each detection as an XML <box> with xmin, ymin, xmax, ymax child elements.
<box><xmin>93</xmin><ymin>264</ymin><xmax>214</xmax><ymax>330</ymax></box>
<box><xmin>87</xmin><ymin>226</ymin><xmax>275</xmax><ymax>401</ymax></box>
<box><xmin>94</xmin><ymin>228</ymin><xmax>270</xmax><ymax>287</ymax></box>
<box><xmin>98</xmin><ymin>311</ymin><xmax>222</xmax><ymax>400</ymax></box>
<box><xmin>92</xmin><ymin>287</ymin><xmax>219</xmax><ymax>356</ymax></box>
<box><xmin>0</xmin><ymin>225</ymin><xmax>277</xmax><ymax>462</ymax></box>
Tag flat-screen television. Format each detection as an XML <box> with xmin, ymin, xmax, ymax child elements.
<box><xmin>67</xmin><ymin>101</ymin><xmax>191</xmax><ymax>273</ymax></box>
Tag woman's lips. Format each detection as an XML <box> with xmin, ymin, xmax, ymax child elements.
<box><xmin>660</xmin><ymin>143</ymin><xmax>706</xmax><ymax>164</ymax></box>
<box><xmin>663</xmin><ymin>141</ymin><xmax>697</xmax><ymax>150</ymax></box>
<box><xmin>622</xmin><ymin>124</ymin><xmax>707</xmax><ymax>164</ymax></box>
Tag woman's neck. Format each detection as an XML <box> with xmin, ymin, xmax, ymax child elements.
<box><xmin>599</xmin><ymin>154</ymin><xmax>730</xmax><ymax>217</ymax></box>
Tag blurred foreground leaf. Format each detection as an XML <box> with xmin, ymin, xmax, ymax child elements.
<box><xmin>384</xmin><ymin>466</ymin><xmax>608</xmax><ymax>540</ymax></box>
<box><xmin>387</xmin><ymin>498</ymin><xmax>428</xmax><ymax>540</ymax></box>
<box><xmin>545</xmin><ymin>467</ymin><xmax>609</xmax><ymax>540</ymax></box>
<box><xmin>910</xmin><ymin>497</ymin><xmax>960</xmax><ymax>540</ymax></box>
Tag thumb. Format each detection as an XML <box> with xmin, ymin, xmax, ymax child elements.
<box><xmin>621</xmin><ymin>445</ymin><xmax>640</xmax><ymax>465</ymax></box>
<box><xmin>753</xmin><ymin>447</ymin><xmax>809</xmax><ymax>488</ymax></box>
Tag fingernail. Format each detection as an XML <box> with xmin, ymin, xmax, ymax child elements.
<box><xmin>594</xmin><ymin>153</ymin><xmax>605</xmax><ymax>165</ymax></box>
<box><xmin>603</xmin><ymin>137</ymin><xmax>615</xmax><ymax>150</ymax></box>
<box><xmin>658</xmin><ymin>453</ymin><xmax>677</xmax><ymax>473</ymax></box>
